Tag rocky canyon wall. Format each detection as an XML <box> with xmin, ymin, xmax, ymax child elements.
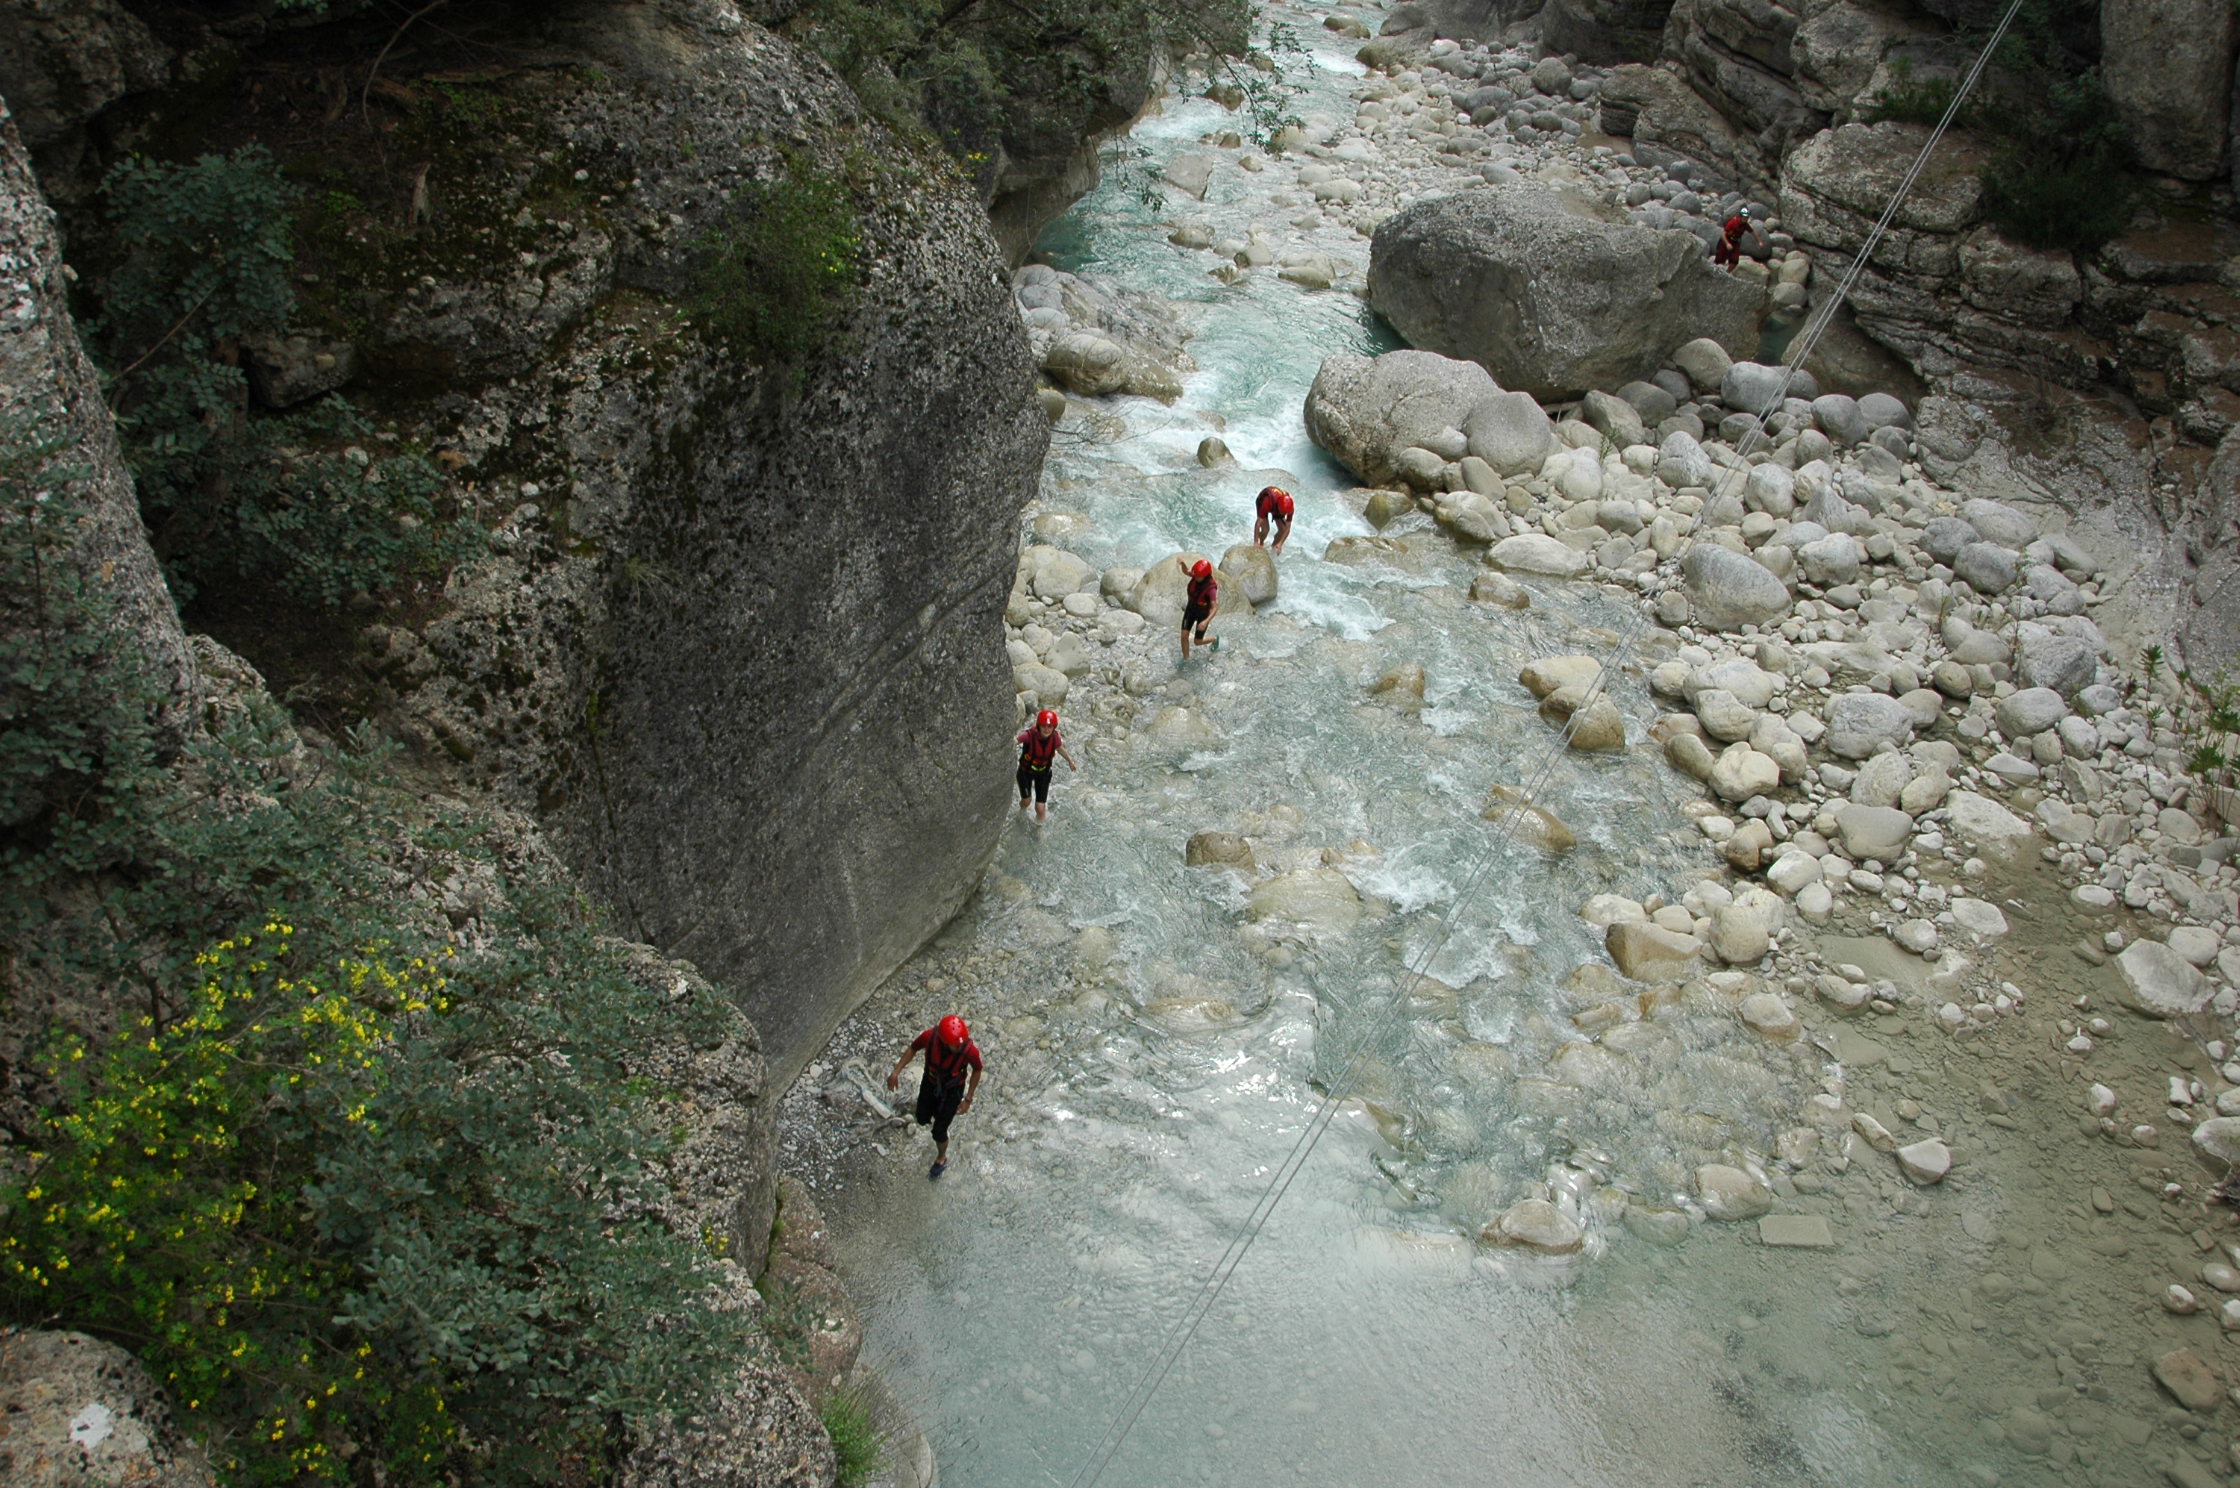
<box><xmin>7</xmin><ymin>0</ymin><xmax>1049</xmax><ymax>1083</ymax></box>
<box><xmin>1532</xmin><ymin>0</ymin><xmax>2240</xmax><ymax>674</ymax></box>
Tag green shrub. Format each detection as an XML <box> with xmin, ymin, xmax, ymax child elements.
<box><xmin>186</xmin><ymin>404</ymin><xmax>483</xmax><ymax>610</ymax></box>
<box><xmin>687</xmin><ymin>164</ymin><xmax>864</xmax><ymax>363</ymax></box>
<box><xmin>1977</xmin><ymin>71</ymin><xmax>2135</xmax><ymax>253</ymax></box>
<box><xmin>0</xmin><ymin>415</ymin><xmax>749</xmax><ymax>1487</ymax></box>
<box><xmin>1855</xmin><ymin>4</ymin><xmax>2135</xmax><ymax>256</ymax></box>
<box><xmin>1865</xmin><ymin>58</ymin><xmax>1959</xmax><ymax>126</ymax></box>
<box><xmin>90</xmin><ymin>148</ymin><xmax>483</xmax><ymax>608</ymax></box>
<box><xmin>820</xmin><ymin>1385</ymin><xmax>886</xmax><ymax>1488</ymax></box>
<box><xmin>1955</xmin><ymin>1</ymin><xmax>2137</xmax><ymax>254</ymax></box>
<box><xmin>1980</xmin><ymin>148</ymin><xmax>2135</xmax><ymax>253</ymax></box>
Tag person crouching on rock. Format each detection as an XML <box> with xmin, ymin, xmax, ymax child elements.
<box><xmin>887</xmin><ymin>1014</ymin><xmax>983</xmax><ymax>1179</ymax></box>
<box><xmin>1253</xmin><ymin>485</ymin><xmax>1295</xmax><ymax>555</ymax></box>
<box><xmin>1016</xmin><ymin>707</ymin><xmax>1076</xmax><ymax>823</ymax></box>
<box><xmin>1180</xmin><ymin>557</ymin><xmax>1220</xmax><ymax>660</ymax></box>
<box><xmin>1713</xmin><ymin>206</ymin><xmax>1762</xmax><ymax>270</ymax></box>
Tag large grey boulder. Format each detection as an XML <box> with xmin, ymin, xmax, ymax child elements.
<box><xmin>1723</xmin><ymin>361</ymin><xmax>1818</xmax><ymax>414</ymax></box>
<box><xmin>2101</xmin><ymin>0</ymin><xmax>2236</xmax><ymax>180</ymax></box>
<box><xmin>1779</xmin><ymin>121</ymin><xmax>1987</xmax><ymax>255</ymax></box>
<box><xmin>2015</xmin><ymin>633</ymin><xmax>2097</xmax><ymax>697</ymax></box>
<box><xmin>1952</xmin><ymin>541</ymin><xmax>2019</xmax><ymax>594</ymax></box>
<box><xmin>1305</xmin><ymin>350</ymin><xmax>1554</xmax><ymax>485</ymax></box>
<box><xmin>2117</xmin><ymin>939</ymin><xmax>2211</xmax><ymax>1019</ymax></box>
<box><xmin>0</xmin><ymin>3</ymin><xmax>172</xmax><ymax>195</ymax></box>
<box><xmin>1825</xmin><ymin>692</ymin><xmax>1916</xmax><ymax>759</ymax></box>
<box><xmin>0</xmin><ymin>1331</ymin><xmax>214</xmax><ymax>1488</ymax></box>
<box><xmin>1377</xmin><ymin>0</ymin><xmax>1511</xmax><ymax>40</ymax></box>
<box><xmin>1681</xmin><ymin>543</ymin><xmax>1791</xmax><ymax>631</ymax></box>
<box><xmin>1994</xmin><ymin>687</ymin><xmax>2068</xmax><ymax>739</ymax></box>
<box><xmin>1220</xmin><ymin>543</ymin><xmax>1278</xmax><ymax>606</ymax></box>
<box><xmin>1367</xmin><ymin>184</ymin><xmax>1764</xmax><ymax>400</ymax></box>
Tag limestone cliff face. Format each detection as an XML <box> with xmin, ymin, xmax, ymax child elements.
<box><xmin>9</xmin><ymin>0</ymin><xmax>1047</xmax><ymax>1081</ymax></box>
<box><xmin>0</xmin><ymin>93</ymin><xmax>197</xmax><ymax>742</ymax></box>
<box><xmin>369</xmin><ymin>2</ymin><xmax>1048</xmax><ymax>1079</ymax></box>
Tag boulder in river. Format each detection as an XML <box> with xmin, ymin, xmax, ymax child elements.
<box><xmin>1128</xmin><ymin>552</ymin><xmax>1253</xmax><ymax>625</ymax></box>
<box><xmin>1483</xmin><ymin>1198</ymin><xmax>1585</xmax><ymax>1254</ymax></box>
<box><xmin>1694</xmin><ymin>1164</ymin><xmax>1772</xmax><ymax>1220</ymax></box>
<box><xmin>1482</xmin><ymin>785</ymin><xmax>1578</xmax><ymax>852</ymax></box>
<box><xmin>1185</xmin><ymin>831</ymin><xmax>1255</xmax><ymax>872</ymax></box>
<box><xmin>1220</xmin><ymin>543</ymin><xmax>1278</xmax><ymax>606</ymax></box>
<box><xmin>1366</xmin><ymin>184</ymin><xmax>1764</xmax><ymax>400</ymax></box>
<box><xmin>1305</xmin><ymin>350</ymin><xmax>1555</xmax><ymax>486</ymax></box>
<box><xmin>1247</xmin><ymin>868</ymin><xmax>1363</xmax><ymax>934</ymax></box>
<box><xmin>1607</xmin><ymin>920</ymin><xmax>1701</xmax><ymax>980</ymax></box>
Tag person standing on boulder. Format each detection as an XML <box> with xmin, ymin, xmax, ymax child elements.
<box><xmin>1713</xmin><ymin>206</ymin><xmax>1762</xmax><ymax>270</ymax></box>
<box><xmin>887</xmin><ymin>1014</ymin><xmax>984</xmax><ymax>1179</ymax></box>
<box><xmin>1015</xmin><ymin>708</ymin><xmax>1076</xmax><ymax>823</ymax></box>
<box><xmin>1253</xmin><ymin>485</ymin><xmax>1295</xmax><ymax>555</ymax></box>
<box><xmin>1180</xmin><ymin>557</ymin><xmax>1220</xmax><ymax>660</ymax></box>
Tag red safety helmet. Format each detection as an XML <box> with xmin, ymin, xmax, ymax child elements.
<box><xmin>1277</xmin><ymin>492</ymin><xmax>1295</xmax><ymax>517</ymax></box>
<box><xmin>1036</xmin><ymin>709</ymin><xmax>1058</xmax><ymax>728</ymax></box>
<box><xmin>938</xmin><ymin>1014</ymin><xmax>969</xmax><ymax>1046</ymax></box>
<box><xmin>1191</xmin><ymin>559</ymin><xmax>1214</xmax><ymax>579</ymax></box>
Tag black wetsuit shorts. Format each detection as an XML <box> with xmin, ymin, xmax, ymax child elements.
<box><xmin>1182</xmin><ymin>602</ymin><xmax>1211</xmax><ymax>634</ymax></box>
<box><xmin>915</xmin><ymin>1074</ymin><xmax>967</xmax><ymax>1142</ymax></box>
<box><xmin>1017</xmin><ymin>765</ymin><xmax>1051</xmax><ymax>801</ymax></box>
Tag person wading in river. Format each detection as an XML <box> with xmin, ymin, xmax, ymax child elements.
<box><xmin>887</xmin><ymin>1015</ymin><xmax>984</xmax><ymax>1179</ymax></box>
<box><xmin>1253</xmin><ymin>485</ymin><xmax>1295</xmax><ymax>555</ymax></box>
<box><xmin>1016</xmin><ymin>708</ymin><xmax>1076</xmax><ymax>823</ymax></box>
<box><xmin>1180</xmin><ymin>556</ymin><xmax>1220</xmax><ymax>660</ymax></box>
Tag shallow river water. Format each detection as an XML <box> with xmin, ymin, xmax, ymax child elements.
<box><xmin>791</xmin><ymin>8</ymin><xmax>2230</xmax><ymax>1487</ymax></box>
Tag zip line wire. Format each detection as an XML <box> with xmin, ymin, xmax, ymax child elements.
<box><xmin>1064</xmin><ymin>5</ymin><xmax>2026</xmax><ymax>1481</ymax></box>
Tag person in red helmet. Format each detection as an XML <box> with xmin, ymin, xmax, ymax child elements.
<box><xmin>1253</xmin><ymin>485</ymin><xmax>1295</xmax><ymax>555</ymax></box>
<box><xmin>1015</xmin><ymin>708</ymin><xmax>1077</xmax><ymax>823</ymax></box>
<box><xmin>1179</xmin><ymin>555</ymin><xmax>1219</xmax><ymax>660</ymax></box>
<box><xmin>1713</xmin><ymin>205</ymin><xmax>1763</xmax><ymax>270</ymax></box>
<box><xmin>887</xmin><ymin>1014</ymin><xmax>984</xmax><ymax>1178</ymax></box>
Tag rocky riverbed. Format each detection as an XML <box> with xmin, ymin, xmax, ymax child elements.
<box><xmin>781</xmin><ymin>6</ymin><xmax>2240</xmax><ymax>1485</ymax></box>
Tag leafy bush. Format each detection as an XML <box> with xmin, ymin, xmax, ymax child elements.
<box><xmin>0</xmin><ymin>416</ymin><xmax>750</xmax><ymax>1487</ymax></box>
<box><xmin>687</xmin><ymin>164</ymin><xmax>864</xmax><ymax>363</ymax></box>
<box><xmin>183</xmin><ymin>404</ymin><xmax>483</xmax><ymax>610</ymax></box>
<box><xmin>91</xmin><ymin>148</ymin><xmax>482</xmax><ymax>608</ymax></box>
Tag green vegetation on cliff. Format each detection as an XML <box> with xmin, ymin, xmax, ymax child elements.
<box><xmin>688</xmin><ymin>161</ymin><xmax>864</xmax><ymax>364</ymax></box>
<box><xmin>769</xmin><ymin>0</ymin><xmax>1251</xmax><ymax>180</ymax></box>
<box><xmin>0</xmin><ymin>422</ymin><xmax>750</xmax><ymax>1486</ymax></box>
<box><xmin>88</xmin><ymin>148</ymin><xmax>484</xmax><ymax>610</ymax></box>
<box><xmin>1866</xmin><ymin>0</ymin><xmax>2135</xmax><ymax>254</ymax></box>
